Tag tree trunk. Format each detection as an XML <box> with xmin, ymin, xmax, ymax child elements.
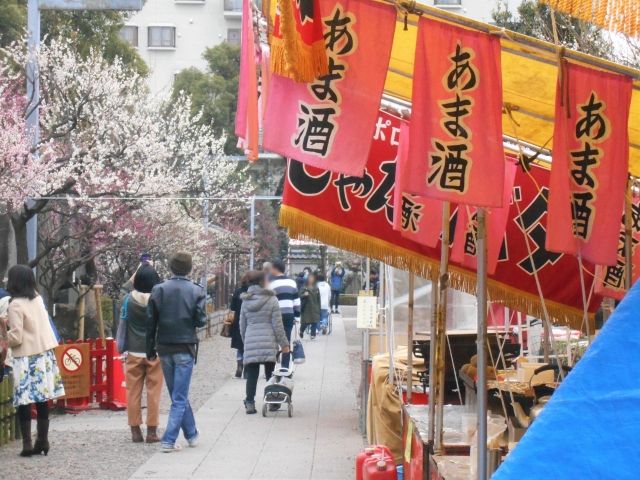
<box><xmin>0</xmin><ymin>213</ymin><xmax>17</xmax><ymax>281</ymax></box>
<box><xmin>10</xmin><ymin>213</ymin><xmax>28</xmax><ymax>265</ymax></box>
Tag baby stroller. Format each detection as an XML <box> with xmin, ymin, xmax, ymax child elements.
<box><xmin>262</xmin><ymin>354</ymin><xmax>294</xmax><ymax>417</ymax></box>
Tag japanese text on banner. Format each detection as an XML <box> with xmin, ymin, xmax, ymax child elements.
<box><xmin>546</xmin><ymin>63</ymin><xmax>632</xmax><ymax>266</ymax></box>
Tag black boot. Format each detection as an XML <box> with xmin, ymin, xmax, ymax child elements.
<box><xmin>235</xmin><ymin>360</ymin><xmax>243</xmax><ymax>379</ymax></box>
<box><xmin>32</xmin><ymin>418</ymin><xmax>50</xmax><ymax>456</ymax></box>
<box><xmin>19</xmin><ymin>420</ymin><xmax>33</xmax><ymax>457</ymax></box>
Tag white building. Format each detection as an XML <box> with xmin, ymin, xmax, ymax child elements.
<box><xmin>425</xmin><ymin>0</ymin><xmax>520</xmax><ymax>23</ymax></box>
<box><xmin>121</xmin><ymin>0</ymin><xmax>243</xmax><ymax>95</ymax></box>
<box><xmin>123</xmin><ymin>0</ymin><xmax>520</xmax><ymax>97</ymax></box>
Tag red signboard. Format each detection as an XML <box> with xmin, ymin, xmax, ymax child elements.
<box><xmin>281</xmin><ymin>110</ymin><xmax>599</xmax><ymax>325</ymax></box>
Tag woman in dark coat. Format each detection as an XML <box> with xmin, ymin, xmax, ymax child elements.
<box><xmin>230</xmin><ymin>274</ymin><xmax>249</xmax><ymax>378</ymax></box>
<box><xmin>299</xmin><ymin>273</ymin><xmax>321</xmax><ymax>340</ymax></box>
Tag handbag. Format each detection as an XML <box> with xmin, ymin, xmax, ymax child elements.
<box><xmin>292</xmin><ymin>325</ymin><xmax>305</xmax><ymax>364</ymax></box>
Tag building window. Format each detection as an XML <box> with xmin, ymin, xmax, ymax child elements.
<box><xmin>148</xmin><ymin>26</ymin><xmax>176</xmax><ymax>48</ymax></box>
<box><xmin>227</xmin><ymin>29</ymin><xmax>241</xmax><ymax>45</ymax></box>
<box><xmin>434</xmin><ymin>0</ymin><xmax>462</xmax><ymax>5</ymax></box>
<box><xmin>224</xmin><ymin>0</ymin><xmax>242</xmax><ymax>12</ymax></box>
<box><xmin>120</xmin><ymin>26</ymin><xmax>138</xmax><ymax>47</ymax></box>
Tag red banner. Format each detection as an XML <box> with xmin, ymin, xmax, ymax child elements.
<box><xmin>281</xmin><ymin>111</ymin><xmax>599</xmax><ymax>326</ymax></box>
<box><xmin>235</xmin><ymin>0</ymin><xmax>259</xmax><ymax>160</ymax></box>
<box><xmin>393</xmin><ymin>120</ymin><xmax>443</xmax><ymax>248</ymax></box>
<box><xmin>263</xmin><ymin>0</ymin><xmax>396</xmax><ymax>176</ymax></box>
<box><xmin>594</xmin><ymin>193</ymin><xmax>640</xmax><ymax>300</ymax></box>
<box><xmin>546</xmin><ymin>62</ymin><xmax>632</xmax><ymax>266</ymax></box>
<box><xmin>406</xmin><ymin>17</ymin><xmax>505</xmax><ymax>207</ymax></box>
<box><xmin>451</xmin><ymin>159</ymin><xmax>517</xmax><ymax>275</ymax></box>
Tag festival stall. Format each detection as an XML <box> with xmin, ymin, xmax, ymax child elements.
<box><xmin>236</xmin><ymin>0</ymin><xmax>640</xmax><ymax>478</ymax></box>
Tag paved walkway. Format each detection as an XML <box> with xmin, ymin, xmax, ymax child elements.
<box><xmin>130</xmin><ymin>314</ymin><xmax>363</xmax><ymax>480</ymax></box>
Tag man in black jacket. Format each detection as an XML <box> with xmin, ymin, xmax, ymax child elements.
<box><xmin>147</xmin><ymin>252</ymin><xmax>206</xmax><ymax>452</ymax></box>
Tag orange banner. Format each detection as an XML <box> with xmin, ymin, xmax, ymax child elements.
<box><xmin>406</xmin><ymin>17</ymin><xmax>505</xmax><ymax>207</ymax></box>
<box><xmin>595</xmin><ymin>193</ymin><xmax>640</xmax><ymax>300</ymax></box>
<box><xmin>263</xmin><ymin>0</ymin><xmax>396</xmax><ymax>176</ymax></box>
<box><xmin>547</xmin><ymin>62</ymin><xmax>632</xmax><ymax>266</ymax></box>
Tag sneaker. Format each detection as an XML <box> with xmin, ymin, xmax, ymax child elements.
<box><xmin>187</xmin><ymin>430</ymin><xmax>199</xmax><ymax>448</ymax></box>
<box><xmin>322</xmin><ymin>328</ymin><xmax>327</xmax><ymax>335</ymax></box>
<box><xmin>311</xmin><ymin>335</ymin><xmax>316</xmax><ymax>340</ymax></box>
<box><xmin>161</xmin><ymin>443</ymin><xmax>182</xmax><ymax>453</ymax></box>
<box><xmin>244</xmin><ymin>400</ymin><xmax>257</xmax><ymax>414</ymax></box>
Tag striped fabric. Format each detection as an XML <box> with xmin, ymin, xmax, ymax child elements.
<box><xmin>268</xmin><ymin>275</ymin><xmax>301</xmax><ymax>319</ymax></box>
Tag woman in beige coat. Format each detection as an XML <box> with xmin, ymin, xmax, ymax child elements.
<box><xmin>5</xmin><ymin>265</ymin><xmax>64</xmax><ymax>457</ymax></box>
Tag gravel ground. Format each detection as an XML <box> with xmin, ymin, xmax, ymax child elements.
<box><xmin>0</xmin><ymin>333</ymin><xmax>236</xmax><ymax>480</ymax></box>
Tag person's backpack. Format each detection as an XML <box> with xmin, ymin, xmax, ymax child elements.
<box><xmin>116</xmin><ymin>295</ymin><xmax>129</xmax><ymax>354</ymax></box>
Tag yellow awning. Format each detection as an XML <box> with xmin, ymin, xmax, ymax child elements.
<box><xmin>382</xmin><ymin>4</ymin><xmax>640</xmax><ymax>175</ymax></box>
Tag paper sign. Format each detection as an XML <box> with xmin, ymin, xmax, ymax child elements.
<box><xmin>404</xmin><ymin>420</ymin><xmax>414</xmax><ymax>463</ymax></box>
<box><xmin>357</xmin><ymin>296</ymin><xmax>378</xmax><ymax>329</ymax></box>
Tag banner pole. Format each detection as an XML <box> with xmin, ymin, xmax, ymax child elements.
<box><xmin>476</xmin><ymin>208</ymin><xmax>489</xmax><ymax>480</ymax></box>
<box><xmin>427</xmin><ymin>276</ymin><xmax>438</xmax><ymax>446</ymax></box>
<box><xmin>434</xmin><ymin>201</ymin><xmax>451</xmax><ymax>454</ymax></box>
<box><xmin>407</xmin><ymin>272</ymin><xmax>415</xmax><ymax>404</ymax></box>
<box><xmin>625</xmin><ymin>177</ymin><xmax>633</xmax><ymax>291</ymax></box>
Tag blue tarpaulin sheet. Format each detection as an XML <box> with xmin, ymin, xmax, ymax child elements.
<box><xmin>494</xmin><ymin>281</ymin><xmax>640</xmax><ymax>480</ymax></box>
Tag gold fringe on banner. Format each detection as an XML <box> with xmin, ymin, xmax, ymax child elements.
<box><xmin>540</xmin><ymin>0</ymin><xmax>640</xmax><ymax>38</ymax></box>
<box><xmin>271</xmin><ymin>0</ymin><xmax>329</xmax><ymax>83</ymax></box>
<box><xmin>280</xmin><ymin>205</ymin><xmax>592</xmax><ymax>330</ymax></box>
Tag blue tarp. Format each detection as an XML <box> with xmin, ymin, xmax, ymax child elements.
<box><xmin>494</xmin><ymin>282</ymin><xmax>640</xmax><ymax>480</ymax></box>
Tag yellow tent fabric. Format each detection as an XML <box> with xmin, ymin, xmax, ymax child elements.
<box><xmin>382</xmin><ymin>6</ymin><xmax>640</xmax><ymax>176</ymax></box>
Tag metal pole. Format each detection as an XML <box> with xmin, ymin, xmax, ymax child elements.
<box><xmin>202</xmin><ymin>175</ymin><xmax>209</xmax><ymax>287</ymax></box>
<box><xmin>365</xmin><ymin>257</ymin><xmax>371</xmax><ymax>292</ymax></box>
<box><xmin>361</xmin><ymin>256</ymin><xmax>372</xmax><ymax>434</ymax></box>
<box><xmin>386</xmin><ymin>265</ymin><xmax>396</xmax><ymax>386</ymax></box>
<box><xmin>26</xmin><ymin>0</ymin><xmax>40</xmax><ymax>266</ymax></box>
<box><xmin>249</xmin><ymin>196</ymin><xmax>256</xmax><ymax>270</ymax></box>
<box><xmin>407</xmin><ymin>272</ymin><xmax>415</xmax><ymax>404</ymax></box>
<box><xmin>434</xmin><ymin>202</ymin><xmax>451</xmax><ymax>454</ymax></box>
<box><xmin>625</xmin><ymin>178</ymin><xmax>633</xmax><ymax>291</ymax></box>
<box><xmin>378</xmin><ymin>263</ymin><xmax>386</xmax><ymax>354</ymax></box>
<box><xmin>428</xmin><ymin>277</ymin><xmax>438</xmax><ymax>446</ymax></box>
<box><xmin>476</xmin><ymin>208</ymin><xmax>489</xmax><ymax>480</ymax></box>
<box><xmin>360</xmin><ymin>321</ymin><xmax>371</xmax><ymax>435</ymax></box>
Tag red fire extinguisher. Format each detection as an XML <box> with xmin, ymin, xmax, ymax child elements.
<box><xmin>363</xmin><ymin>459</ymin><xmax>397</xmax><ymax>480</ymax></box>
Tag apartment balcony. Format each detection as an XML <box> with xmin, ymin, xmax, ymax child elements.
<box><xmin>224</xmin><ymin>0</ymin><xmax>242</xmax><ymax>18</ymax></box>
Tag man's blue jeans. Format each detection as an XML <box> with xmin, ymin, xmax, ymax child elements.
<box><xmin>319</xmin><ymin>309</ymin><xmax>329</xmax><ymax>329</ymax></box>
<box><xmin>281</xmin><ymin>316</ymin><xmax>294</xmax><ymax>369</ymax></box>
<box><xmin>159</xmin><ymin>352</ymin><xmax>197</xmax><ymax>447</ymax></box>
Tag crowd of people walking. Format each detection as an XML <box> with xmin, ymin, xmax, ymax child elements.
<box><xmin>0</xmin><ymin>253</ymin><xmax>348</xmax><ymax>457</ymax></box>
